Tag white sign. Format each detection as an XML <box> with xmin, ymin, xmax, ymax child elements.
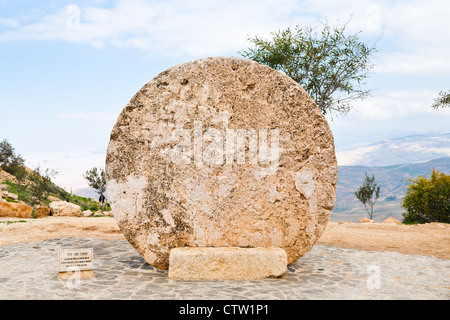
<box><xmin>59</xmin><ymin>248</ymin><xmax>94</xmax><ymax>272</ymax></box>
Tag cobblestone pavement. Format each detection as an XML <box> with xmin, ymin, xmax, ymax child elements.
<box><xmin>0</xmin><ymin>238</ymin><xmax>448</xmax><ymax>300</ymax></box>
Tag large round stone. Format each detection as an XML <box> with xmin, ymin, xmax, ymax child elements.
<box><xmin>106</xmin><ymin>57</ymin><xmax>338</xmax><ymax>270</ymax></box>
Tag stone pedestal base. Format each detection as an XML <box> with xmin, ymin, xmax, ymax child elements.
<box><xmin>168</xmin><ymin>247</ymin><xmax>287</xmax><ymax>281</ymax></box>
<box><xmin>58</xmin><ymin>270</ymin><xmax>94</xmax><ymax>280</ymax></box>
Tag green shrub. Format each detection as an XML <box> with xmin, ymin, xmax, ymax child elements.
<box><xmin>68</xmin><ymin>195</ymin><xmax>104</xmax><ymax>213</ymax></box>
<box><xmin>3</xmin><ymin>181</ymin><xmax>28</xmax><ymax>202</ymax></box>
<box><xmin>402</xmin><ymin>169</ymin><xmax>450</xmax><ymax>224</ymax></box>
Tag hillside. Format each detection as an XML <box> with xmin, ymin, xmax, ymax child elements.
<box><xmin>332</xmin><ymin>157</ymin><xmax>450</xmax><ymax>222</ymax></box>
<box><xmin>0</xmin><ymin>167</ymin><xmax>108</xmax><ymax>213</ymax></box>
<box><xmin>337</xmin><ymin>132</ymin><xmax>450</xmax><ymax>166</ymax></box>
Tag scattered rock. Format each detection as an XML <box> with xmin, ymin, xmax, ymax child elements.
<box><xmin>0</xmin><ymin>168</ymin><xmax>18</xmax><ymax>184</ymax></box>
<box><xmin>168</xmin><ymin>247</ymin><xmax>287</xmax><ymax>280</ymax></box>
<box><xmin>35</xmin><ymin>206</ymin><xmax>51</xmax><ymax>218</ymax></box>
<box><xmin>382</xmin><ymin>217</ymin><xmax>402</xmax><ymax>225</ymax></box>
<box><xmin>0</xmin><ymin>190</ymin><xmax>16</xmax><ymax>201</ymax></box>
<box><xmin>360</xmin><ymin>218</ymin><xmax>376</xmax><ymax>223</ymax></box>
<box><xmin>94</xmin><ymin>210</ymin><xmax>111</xmax><ymax>216</ymax></box>
<box><xmin>49</xmin><ymin>201</ymin><xmax>82</xmax><ymax>217</ymax></box>
<box><xmin>106</xmin><ymin>57</ymin><xmax>338</xmax><ymax>270</ymax></box>
<box><xmin>47</xmin><ymin>195</ymin><xmax>62</xmax><ymax>202</ymax></box>
<box><xmin>0</xmin><ymin>184</ymin><xmax>8</xmax><ymax>191</ymax></box>
<box><xmin>6</xmin><ymin>192</ymin><xmax>18</xmax><ymax>201</ymax></box>
<box><xmin>83</xmin><ymin>210</ymin><xmax>94</xmax><ymax>217</ymax></box>
<box><xmin>104</xmin><ymin>211</ymin><xmax>114</xmax><ymax>217</ymax></box>
<box><xmin>0</xmin><ymin>201</ymin><xmax>33</xmax><ymax>218</ymax></box>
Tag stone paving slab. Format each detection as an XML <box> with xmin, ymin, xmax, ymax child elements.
<box><xmin>0</xmin><ymin>238</ymin><xmax>448</xmax><ymax>300</ymax></box>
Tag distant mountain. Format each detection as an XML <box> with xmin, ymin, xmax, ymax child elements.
<box><xmin>74</xmin><ymin>187</ymin><xmax>108</xmax><ymax>201</ymax></box>
<box><xmin>336</xmin><ymin>132</ymin><xmax>450</xmax><ymax>166</ymax></box>
<box><xmin>332</xmin><ymin>157</ymin><xmax>450</xmax><ymax>222</ymax></box>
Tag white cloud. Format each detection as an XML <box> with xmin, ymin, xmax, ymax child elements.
<box><xmin>0</xmin><ymin>18</ymin><xmax>20</xmax><ymax>27</ymax></box>
<box><xmin>1</xmin><ymin>0</ymin><xmax>449</xmax><ymax>75</ymax></box>
<box><xmin>24</xmin><ymin>149</ymin><xmax>106</xmax><ymax>191</ymax></box>
<box><xmin>327</xmin><ymin>88</ymin><xmax>450</xmax><ymax>153</ymax></box>
<box><xmin>344</xmin><ymin>89</ymin><xmax>450</xmax><ymax>121</ymax></box>
<box><xmin>336</xmin><ymin>144</ymin><xmax>381</xmax><ymax>166</ymax></box>
<box><xmin>291</xmin><ymin>0</ymin><xmax>450</xmax><ymax>76</ymax></box>
<box><xmin>0</xmin><ymin>0</ymin><xmax>305</xmax><ymax>56</ymax></box>
<box><xmin>374</xmin><ymin>50</ymin><xmax>450</xmax><ymax>76</ymax></box>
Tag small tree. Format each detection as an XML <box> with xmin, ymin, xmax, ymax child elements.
<box><xmin>402</xmin><ymin>169</ymin><xmax>450</xmax><ymax>224</ymax></box>
<box><xmin>0</xmin><ymin>139</ymin><xmax>26</xmax><ymax>181</ymax></box>
<box><xmin>25</xmin><ymin>166</ymin><xmax>58</xmax><ymax>209</ymax></box>
<box><xmin>354</xmin><ymin>173</ymin><xmax>381</xmax><ymax>220</ymax></box>
<box><xmin>241</xmin><ymin>19</ymin><xmax>378</xmax><ymax>115</ymax></box>
<box><xmin>84</xmin><ymin>167</ymin><xmax>106</xmax><ymax>209</ymax></box>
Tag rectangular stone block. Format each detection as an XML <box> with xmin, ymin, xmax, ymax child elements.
<box><xmin>168</xmin><ymin>247</ymin><xmax>287</xmax><ymax>281</ymax></box>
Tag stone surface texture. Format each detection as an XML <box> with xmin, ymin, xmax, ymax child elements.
<box><xmin>1</xmin><ymin>238</ymin><xmax>449</xmax><ymax>300</ymax></box>
<box><xmin>49</xmin><ymin>201</ymin><xmax>82</xmax><ymax>217</ymax></box>
<box><xmin>360</xmin><ymin>218</ymin><xmax>376</xmax><ymax>223</ymax></box>
<box><xmin>0</xmin><ymin>202</ymin><xmax>33</xmax><ymax>218</ymax></box>
<box><xmin>168</xmin><ymin>247</ymin><xmax>287</xmax><ymax>280</ymax></box>
<box><xmin>0</xmin><ymin>169</ymin><xmax>17</xmax><ymax>184</ymax></box>
<box><xmin>83</xmin><ymin>210</ymin><xmax>94</xmax><ymax>217</ymax></box>
<box><xmin>382</xmin><ymin>217</ymin><xmax>402</xmax><ymax>225</ymax></box>
<box><xmin>35</xmin><ymin>206</ymin><xmax>50</xmax><ymax>219</ymax></box>
<box><xmin>106</xmin><ymin>57</ymin><xmax>338</xmax><ymax>270</ymax></box>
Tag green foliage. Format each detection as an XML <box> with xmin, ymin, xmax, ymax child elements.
<box><xmin>0</xmin><ymin>220</ymin><xmax>27</xmax><ymax>225</ymax></box>
<box><xmin>25</xmin><ymin>166</ymin><xmax>58</xmax><ymax>208</ymax></box>
<box><xmin>240</xmin><ymin>19</ymin><xmax>377</xmax><ymax>115</ymax></box>
<box><xmin>3</xmin><ymin>169</ymin><xmax>69</xmax><ymax>208</ymax></box>
<box><xmin>69</xmin><ymin>195</ymin><xmax>104</xmax><ymax>212</ymax></box>
<box><xmin>84</xmin><ymin>167</ymin><xmax>106</xmax><ymax>196</ymax></box>
<box><xmin>0</xmin><ymin>140</ymin><xmax>109</xmax><ymax>213</ymax></box>
<box><xmin>3</xmin><ymin>179</ymin><xmax>108</xmax><ymax>213</ymax></box>
<box><xmin>354</xmin><ymin>173</ymin><xmax>381</xmax><ymax>220</ymax></box>
<box><xmin>431</xmin><ymin>90</ymin><xmax>450</xmax><ymax>109</ymax></box>
<box><xmin>0</xmin><ymin>139</ymin><xmax>26</xmax><ymax>181</ymax></box>
<box><xmin>1</xmin><ymin>140</ymin><xmax>68</xmax><ymax>207</ymax></box>
<box><xmin>45</xmin><ymin>181</ymin><xmax>70</xmax><ymax>201</ymax></box>
<box><xmin>402</xmin><ymin>170</ymin><xmax>450</xmax><ymax>224</ymax></box>
<box><xmin>3</xmin><ymin>181</ymin><xmax>28</xmax><ymax>203</ymax></box>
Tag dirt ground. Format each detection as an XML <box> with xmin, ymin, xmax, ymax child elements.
<box><xmin>0</xmin><ymin>216</ymin><xmax>449</xmax><ymax>260</ymax></box>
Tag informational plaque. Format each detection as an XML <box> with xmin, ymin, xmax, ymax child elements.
<box><xmin>58</xmin><ymin>248</ymin><xmax>94</xmax><ymax>277</ymax></box>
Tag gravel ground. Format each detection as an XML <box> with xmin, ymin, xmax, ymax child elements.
<box><xmin>0</xmin><ymin>237</ymin><xmax>448</xmax><ymax>300</ymax></box>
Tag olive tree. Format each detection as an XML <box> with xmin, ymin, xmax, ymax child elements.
<box><xmin>0</xmin><ymin>139</ymin><xmax>26</xmax><ymax>181</ymax></box>
<box><xmin>84</xmin><ymin>167</ymin><xmax>107</xmax><ymax>209</ymax></box>
<box><xmin>240</xmin><ymin>20</ymin><xmax>378</xmax><ymax>115</ymax></box>
<box><xmin>354</xmin><ymin>173</ymin><xmax>381</xmax><ymax>220</ymax></box>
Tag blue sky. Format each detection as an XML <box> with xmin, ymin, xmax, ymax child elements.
<box><xmin>0</xmin><ymin>0</ymin><xmax>449</xmax><ymax>191</ymax></box>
